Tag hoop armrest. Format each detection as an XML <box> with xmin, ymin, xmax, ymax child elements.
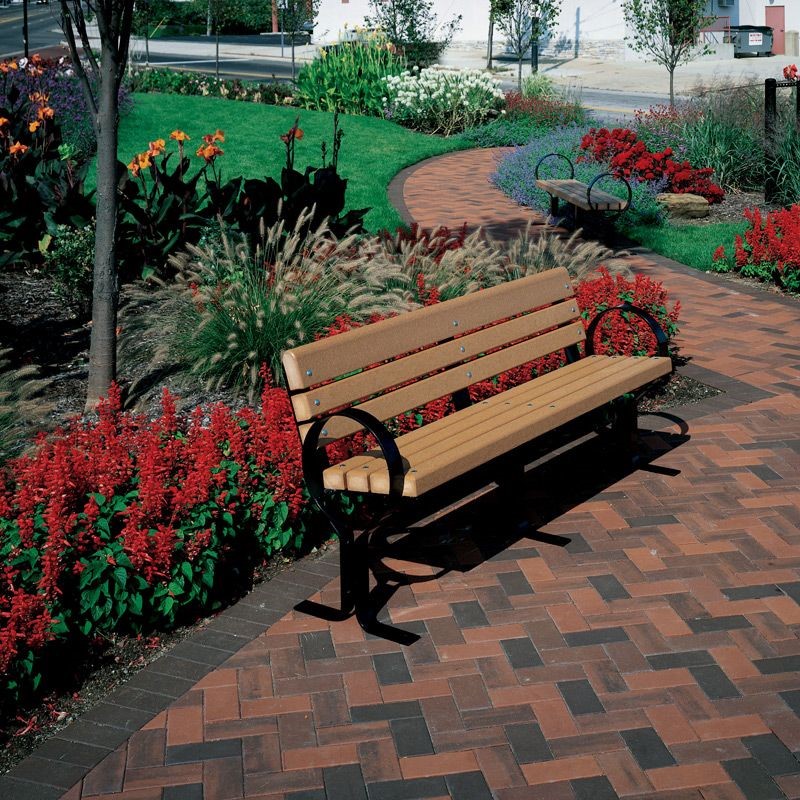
<box><xmin>587</xmin><ymin>172</ymin><xmax>632</xmax><ymax>213</ymax></box>
<box><xmin>535</xmin><ymin>153</ymin><xmax>575</xmax><ymax>181</ymax></box>
<box><xmin>585</xmin><ymin>302</ymin><xmax>671</xmax><ymax>359</ymax></box>
<box><xmin>302</xmin><ymin>408</ymin><xmax>405</xmax><ymax>504</ymax></box>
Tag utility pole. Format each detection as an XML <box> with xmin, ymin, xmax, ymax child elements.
<box><xmin>530</xmin><ymin>15</ymin><xmax>539</xmax><ymax>74</ymax></box>
<box><xmin>22</xmin><ymin>0</ymin><xmax>29</xmax><ymax>59</ymax></box>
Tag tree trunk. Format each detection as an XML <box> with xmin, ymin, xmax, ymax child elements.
<box><xmin>517</xmin><ymin>54</ymin><xmax>522</xmax><ymax>92</ymax></box>
<box><xmin>86</xmin><ymin>49</ymin><xmax>120</xmax><ymax>410</ymax></box>
<box><xmin>669</xmin><ymin>67</ymin><xmax>674</xmax><ymax>107</ymax></box>
<box><xmin>291</xmin><ymin>37</ymin><xmax>296</xmax><ymax>81</ymax></box>
<box><xmin>272</xmin><ymin>0</ymin><xmax>278</xmax><ymax>32</ymax></box>
<box><xmin>487</xmin><ymin>17</ymin><xmax>494</xmax><ymax>69</ymax></box>
<box><xmin>207</xmin><ymin>0</ymin><xmax>212</xmax><ymax>37</ymax></box>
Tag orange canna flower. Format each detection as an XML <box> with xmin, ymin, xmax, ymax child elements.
<box><xmin>212</xmin><ymin>129</ymin><xmax>224</xmax><ymax>142</ymax></box>
<box><xmin>196</xmin><ymin>143</ymin><xmax>223</xmax><ymax>162</ymax></box>
<box><xmin>148</xmin><ymin>138</ymin><xmax>166</xmax><ymax>156</ymax></box>
<box><xmin>136</xmin><ymin>151</ymin><xmax>152</xmax><ymax>170</ymax></box>
<box><xmin>128</xmin><ymin>159</ymin><xmax>141</xmax><ymax>177</ymax></box>
<box><xmin>28</xmin><ymin>92</ymin><xmax>49</xmax><ymax>104</ymax></box>
<box><xmin>37</xmin><ymin>106</ymin><xmax>54</xmax><ymax>120</ymax></box>
<box><xmin>29</xmin><ymin>120</ymin><xmax>40</xmax><ymax>133</ymax></box>
<box><xmin>0</xmin><ymin>117</ymin><xmax>9</xmax><ymax>128</ymax></box>
<box><xmin>294</xmin><ymin>127</ymin><xmax>304</xmax><ymax>140</ymax></box>
<box><xmin>170</xmin><ymin>129</ymin><xmax>190</xmax><ymax>142</ymax></box>
<box><xmin>9</xmin><ymin>141</ymin><xmax>29</xmax><ymax>155</ymax></box>
<box><xmin>280</xmin><ymin>126</ymin><xmax>304</xmax><ymax>143</ymax></box>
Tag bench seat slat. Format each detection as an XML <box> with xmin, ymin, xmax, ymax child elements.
<box><xmin>324</xmin><ymin>355</ymin><xmax>671</xmax><ymax>497</ymax></box>
<box><xmin>291</xmin><ymin>298</ymin><xmax>581</xmax><ymax>422</ymax></box>
<box><xmin>298</xmin><ymin>321</ymin><xmax>586</xmax><ymax>444</ymax></box>
<box><xmin>535</xmin><ymin>179</ymin><xmax>626</xmax><ymax>211</ymax></box>
<box><xmin>282</xmin><ymin>268</ymin><xmax>573</xmax><ymax>390</ymax></box>
<box><xmin>322</xmin><ymin>355</ymin><xmax>606</xmax><ymax>490</ymax></box>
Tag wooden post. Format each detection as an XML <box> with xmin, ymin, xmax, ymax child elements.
<box><xmin>765</xmin><ymin>78</ymin><xmax>777</xmax><ymax>203</ymax></box>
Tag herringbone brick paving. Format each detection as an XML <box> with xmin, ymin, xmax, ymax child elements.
<box><xmin>34</xmin><ymin>150</ymin><xmax>800</xmax><ymax>798</ymax></box>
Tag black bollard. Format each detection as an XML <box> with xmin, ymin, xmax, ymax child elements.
<box><xmin>765</xmin><ymin>78</ymin><xmax>777</xmax><ymax>203</ymax></box>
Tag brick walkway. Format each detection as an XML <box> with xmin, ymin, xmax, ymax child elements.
<box><xmin>3</xmin><ymin>149</ymin><xmax>800</xmax><ymax>800</ymax></box>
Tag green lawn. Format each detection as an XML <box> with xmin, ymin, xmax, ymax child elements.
<box><xmin>111</xmin><ymin>93</ymin><xmax>466</xmax><ymax>233</ymax></box>
<box><xmin>627</xmin><ymin>220</ymin><xmax>747</xmax><ymax>272</ymax></box>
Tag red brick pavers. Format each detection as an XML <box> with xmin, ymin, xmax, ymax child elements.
<box><xmin>60</xmin><ymin>150</ymin><xmax>800</xmax><ymax>798</ymax></box>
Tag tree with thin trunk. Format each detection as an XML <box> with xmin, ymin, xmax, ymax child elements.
<box><xmin>58</xmin><ymin>0</ymin><xmax>134</xmax><ymax>409</ymax></box>
<box><xmin>496</xmin><ymin>0</ymin><xmax>561</xmax><ymax>91</ymax></box>
<box><xmin>622</xmin><ymin>0</ymin><xmax>712</xmax><ymax>106</ymax></box>
<box><xmin>280</xmin><ymin>0</ymin><xmax>320</xmax><ymax>82</ymax></box>
<box><xmin>487</xmin><ymin>0</ymin><xmax>514</xmax><ymax>70</ymax></box>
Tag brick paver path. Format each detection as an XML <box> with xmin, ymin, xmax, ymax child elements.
<box><xmin>7</xmin><ymin>150</ymin><xmax>800</xmax><ymax>800</ymax></box>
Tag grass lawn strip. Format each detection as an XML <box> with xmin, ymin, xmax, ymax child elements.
<box><xmin>105</xmin><ymin>94</ymin><xmax>467</xmax><ymax>233</ymax></box>
<box><xmin>627</xmin><ymin>221</ymin><xmax>748</xmax><ymax>273</ymax></box>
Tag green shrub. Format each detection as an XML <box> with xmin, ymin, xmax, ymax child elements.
<box><xmin>295</xmin><ymin>37</ymin><xmax>406</xmax><ymax>115</ymax></box>
<box><xmin>127</xmin><ymin>68</ymin><xmax>294</xmax><ymax>105</ymax></box>
<box><xmin>43</xmin><ymin>224</ymin><xmax>94</xmax><ymax>317</ymax></box>
<box><xmin>457</xmin><ymin>116</ymin><xmax>550</xmax><ymax>147</ymax></box>
<box><xmin>521</xmin><ymin>72</ymin><xmax>557</xmax><ymax>99</ymax></box>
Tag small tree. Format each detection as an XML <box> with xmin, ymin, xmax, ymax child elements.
<box><xmin>58</xmin><ymin>0</ymin><xmax>134</xmax><ymax>409</ymax></box>
<box><xmin>497</xmin><ymin>0</ymin><xmax>561</xmax><ymax>91</ymax></box>
<box><xmin>488</xmin><ymin>0</ymin><xmax>514</xmax><ymax>70</ymax></box>
<box><xmin>366</xmin><ymin>0</ymin><xmax>461</xmax><ymax>68</ymax></box>
<box><xmin>623</xmin><ymin>0</ymin><xmax>712</xmax><ymax>106</ymax></box>
<box><xmin>280</xmin><ymin>0</ymin><xmax>320</xmax><ymax>81</ymax></box>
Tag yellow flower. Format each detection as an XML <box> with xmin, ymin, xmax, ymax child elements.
<box><xmin>136</xmin><ymin>151</ymin><xmax>152</xmax><ymax>170</ymax></box>
<box><xmin>29</xmin><ymin>120</ymin><xmax>40</xmax><ymax>133</ymax></box>
<box><xmin>170</xmin><ymin>130</ymin><xmax>190</xmax><ymax>142</ymax></box>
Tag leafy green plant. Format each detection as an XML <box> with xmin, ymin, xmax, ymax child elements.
<box><xmin>521</xmin><ymin>72</ymin><xmax>557</xmax><ymax>99</ymax></box>
<box><xmin>43</xmin><ymin>224</ymin><xmax>95</xmax><ymax>316</ymax></box>
<box><xmin>295</xmin><ymin>36</ymin><xmax>407</xmax><ymax>115</ymax></box>
<box><xmin>0</xmin><ymin>87</ymin><xmax>94</xmax><ymax>267</ymax></box>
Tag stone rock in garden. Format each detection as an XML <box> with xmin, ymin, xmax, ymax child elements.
<box><xmin>656</xmin><ymin>193</ymin><xmax>710</xmax><ymax>219</ymax></box>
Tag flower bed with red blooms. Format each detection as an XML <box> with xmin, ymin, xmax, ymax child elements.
<box><xmin>712</xmin><ymin>206</ymin><xmax>800</xmax><ymax>293</ymax></box>
<box><xmin>0</xmin><ymin>375</ymin><xmax>307</xmax><ymax>711</ymax></box>
<box><xmin>579</xmin><ymin>127</ymin><xmax>724</xmax><ymax>204</ymax></box>
<box><xmin>504</xmin><ymin>91</ymin><xmax>587</xmax><ymax>128</ymax></box>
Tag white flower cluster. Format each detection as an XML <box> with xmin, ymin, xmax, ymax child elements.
<box><xmin>383</xmin><ymin>67</ymin><xmax>505</xmax><ymax>136</ymax></box>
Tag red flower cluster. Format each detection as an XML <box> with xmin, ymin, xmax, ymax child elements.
<box><xmin>579</xmin><ymin>127</ymin><xmax>724</xmax><ymax>203</ymax></box>
<box><xmin>784</xmin><ymin>64</ymin><xmax>798</xmax><ymax>81</ymax></box>
<box><xmin>714</xmin><ymin>205</ymin><xmax>800</xmax><ymax>292</ymax></box>
<box><xmin>0</xmin><ymin>377</ymin><xmax>304</xmax><ymax>709</ymax></box>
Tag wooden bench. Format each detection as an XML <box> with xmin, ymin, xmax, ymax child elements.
<box><xmin>535</xmin><ymin>153</ymin><xmax>631</xmax><ymax>238</ymax></box>
<box><xmin>281</xmin><ymin>267</ymin><xmax>672</xmax><ymax>643</ymax></box>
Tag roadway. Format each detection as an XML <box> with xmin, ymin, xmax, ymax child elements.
<box><xmin>0</xmin><ymin>7</ymin><xmax>668</xmax><ymax>120</ymax></box>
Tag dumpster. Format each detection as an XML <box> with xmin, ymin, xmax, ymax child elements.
<box><xmin>728</xmin><ymin>25</ymin><xmax>774</xmax><ymax>56</ymax></box>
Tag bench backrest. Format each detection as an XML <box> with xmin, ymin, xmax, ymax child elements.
<box><xmin>281</xmin><ymin>267</ymin><xmax>585</xmax><ymax>445</ymax></box>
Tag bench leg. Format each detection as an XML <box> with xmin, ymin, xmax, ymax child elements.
<box><xmin>613</xmin><ymin>395</ymin><xmax>640</xmax><ymax>465</ymax></box>
<box><xmin>550</xmin><ymin>194</ymin><xmax>559</xmax><ymax>219</ymax></box>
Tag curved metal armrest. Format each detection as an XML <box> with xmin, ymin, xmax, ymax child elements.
<box><xmin>302</xmin><ymin>408</ymin><xmax>405</xmax><ymax>505</ymax></box>
<box><xmin>585</xmin><ymin>302</ymin><xmax>671</xmax><ymax>359</ymax></box>
<box><xmin>535</xmin><ymin>152</ymin><xmax>575</xmax><ymax>181</ymax></box>
<box><xmin>587</xmin><ymin>172</ymin><xmax>632</xmax><ymax>213</ymax></box>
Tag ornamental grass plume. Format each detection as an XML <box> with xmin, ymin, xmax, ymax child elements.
<box><xmin>121</xmin><ymin>213</ymin><xmax>410</xmax><ymax>403</ymax></box>
<box><xmin>0</xmin><ymin>350</ymin><xmax>52</xmax><ymax>463</ymax></box>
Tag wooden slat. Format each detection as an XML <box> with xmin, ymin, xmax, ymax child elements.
<box><xmin>281</xmin><ymin>268</ymin><xmax>573</xmax><ymax>390</ymax></box>
<box><xmin>367</xmin><ymin>356</ymin><xmax>671</xmax><ymax>496</ymax></box>
<box><xmin>339</xmin><ymin>356</ymin><xmax>637</xmax><ymax>493</ymax></box>
<box><xmin>298</xmin><ymin>321</ymin><xmax>586</xmax><ymax>444</ymax></box>
<box><xmin>536</xmin><ymin>179</ymin><xmax>626</xmax><ymax>211</ymax></box>
<box><xmin>291</xmin><ymin>298</ymin><xmax>580</xmax><ymax>422</ymax></box>
<box><xmin>323</xmin><ymin>355</ymin><xmax>607</xmax><ymax>490</ymax></box>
